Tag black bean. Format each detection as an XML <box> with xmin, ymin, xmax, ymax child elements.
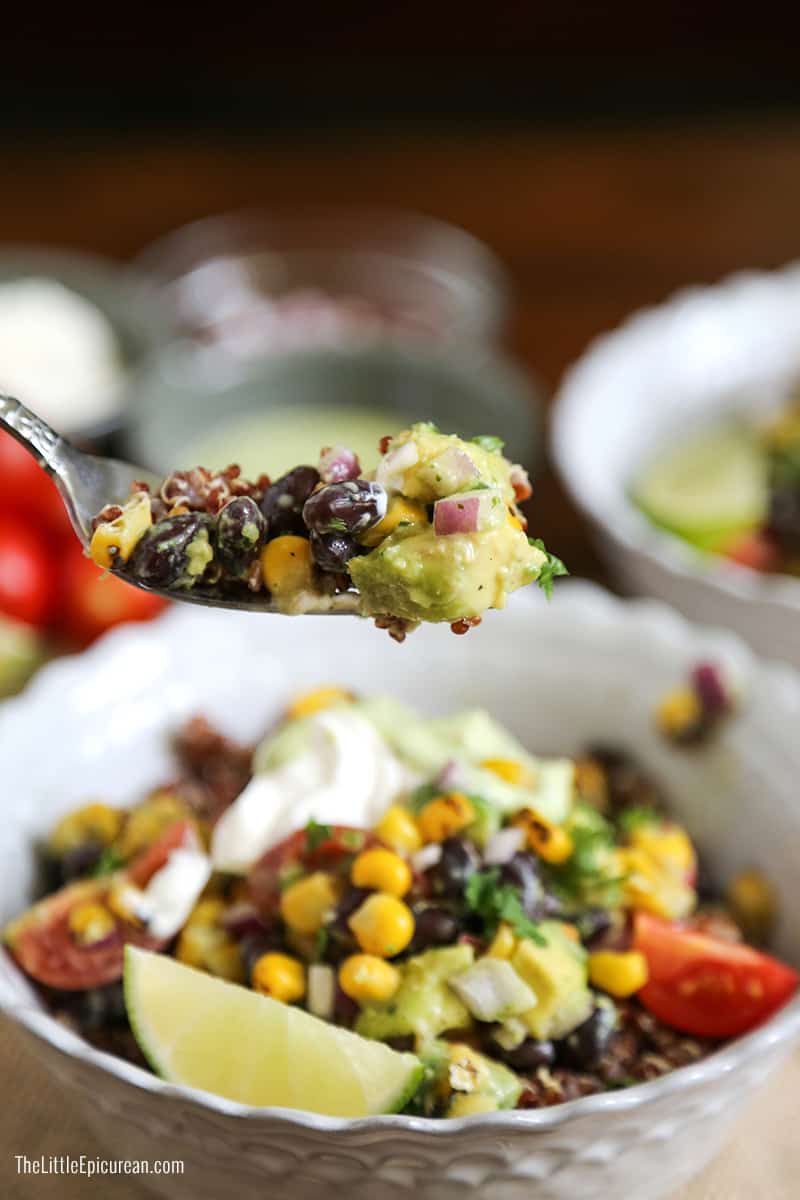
<box><xmin>303</xmin><ymin>480</ymin><xmax>387</xmax><ymax>536</ymax></box>
<box><xmin>559</xmin><ymin>1003</ymin><xmax>618</xmax><ymax>1071</ymax></box>
<box><xmin>410</xmin><ymin>905</ymin><xmax>461</xmax><ymax>951</ymax></box>
<box><xmin>260</xmin><ymin>466</ymin><xmax>320</xmax><ymax>537</ymax></box>
<box><xmin>54</xmin><ymin>840</ymin><xmax>104</xmax><ymax>884</ymax></box>
<box><xmin>309</xmin><ymin>529</ymin><xmax>362</xmax><ymax>573</ymax></box>
<box><xmin>240</xmin><ymin>931</ymin><xmax>284</xmax><ymax>980</ymax></box>
<box><xmin>426</xmin><ymin>837</ymin><xmax>480</xmax><ymax>899</ymax></box>
<box><xmin>129</xmin><ymin>513</ymin><xmax>214</xmax><ymax>589</ymax></box>
<box><xmin>499</xmin><ymin>852</ymin><xmax>545</xmax><ymax>918</ymax></box>
<box><xmin>323</xmin><ymin>887</ymin><xmax>372</xmax><ymax>961</ymax></box>
<box><xmin>216</xmin><ymin>496</ymin><xmax>266</xmax><ymax>577</ymax></box>
<box><xmin>487</xmin><ymin>1033</ymin><xmax>556</xmax><ymax>1071</ymax></box>
<box><xmin>334</xmin><ymin>985</ymin><xmax>359</xmax><ymax>1027</ymax></box>
<box><xmin>575</xmin><ymin>908</ymin><xmax>613</xmax><ymax>946</ymax></box>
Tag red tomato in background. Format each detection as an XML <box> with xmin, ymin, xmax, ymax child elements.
<box><xmin>0</xmin><ymin>431</ymin><xmax>74</xmax><ymax>542</ymax></box>
<box><xmin>633</xmin><ymin>912</ymin><xmax>798</xmax><ymax>1039</ymax></box>
<box><xmin>58</xmin><ymin>542</ymin><xmax>167</xmax><ymax>647</ymax></box>
<box><xmin>0</xmin><ymin>517</ymin><xmax>57</xmax><ymax>627</ymax></box>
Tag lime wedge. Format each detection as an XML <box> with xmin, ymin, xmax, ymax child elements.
<box><xmin>0</xmin><ymin>616</ymin><xmax>42</xmax><ymax>698</ymax></box>
<box><xmin>632</xmin><ymin>428</ymin><xmax>769</xmax><ymax>550</ymax></box>
<box><xmin>124</xmin><ymin>947</ymin><xmax>423</xmax><ymax>1115</ymax></box>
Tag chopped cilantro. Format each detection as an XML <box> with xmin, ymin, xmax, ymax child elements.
<box><xmin>305</xmin><ymin>819</ymin><xmax>333</xmax><ymax>852</ymax></box>
<box><xmin>465</xmin><ymin>868</ymin><xmax>547</xmax><ymax>945</ymax></box>
<box><xmin>91</xmin><ymin>847</ymin><xmax>124</xmax><ymax>877</ymax></box>
<box><xmin>313</xmin><ymin>927</ymin><xmax>330</xmax><ymax>962</ymax></box>
<box><xmin>618</xmin><ymin>806</ymin><xmax>660</xmax><ymax>834</ymax></box>
<box><xmin>470</xmin><ymin>435</ymin><xmax>505</xmax><ymax>453</ymax></box>
<box><xmin>410</xmin><ymin>781</ymin><xmax>440</xmax><ymax>812</ymax></box>
<box><xmin>549</xmin><ymin>816</ymin><xmax>623</xmax><ymax>907</ymax></box>
<box><xmin>327</xmin><ymin>517</ymin><xmax>349</xmax><ymax>533</ymax></box>
<box><xmin>528</xmin><ymin>538</ymin><xmax>569</xmax><ymax>599</ymax></box>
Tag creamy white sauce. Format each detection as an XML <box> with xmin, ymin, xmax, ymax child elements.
<box><xmin>211</xmin><ymin>708</ymin><xmax>418</xmax><ymax>874</ymax></box>
<box><xmin>0</xmin><ymin>278</ymin><xmax>124</xmax><ymax>431</ymax></box>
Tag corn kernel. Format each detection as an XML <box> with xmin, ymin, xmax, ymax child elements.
<box><xmin>480</xmin><ymin>758</ymin><xmax>534</xmax><ymax>787</ymax></box>
<box><xmin>89</xmin><ymin>491</ymin><xmax>152</xmax><ymax>569</ymax></box>
<box><xmin>186</xmin><ymin>898</ymin><xmax>226</xmax><ymax>927</ymax></box>
<box><xmin>506</xmin><ymin>508</ymin><xmax>524</xmax><ymax>532</ymax></box>
<box><xmin>655</xmin><ymin>687</ymin><xmax>703</xmax><ymax>739</ymax></box>
<box><xmin>486</xmin><ymin>922</ymin><xmax>516</xmax><ymax>959</ymax></box>
<box><xmin>375</xmin><ymin>805</ymin><xmax>422</xmax><ymax>855</ymax></box>
<box><xmin>348</xmin><ymin>893</ymin><xmax>415</xmax><ymax>958</ymax></box>
<box><xmin>588</xmin><ymin>950</ymin><xmax>649</xmax><ymax>997</ymax></box>
<box><xmin>351</xmin><ymin>847</ymin><xmax>412</xmax><ymax>898</ymax></box>
<box><xmin>287</xmin><ymin>685</ymin><xmax>352</xmax><ymax>720</ymax></box>
<box><xmin>252</xmin><ymin>952</ymin><xmax>306</xmax><ymax>1003</ymax></box>
<box><xmin>68</xmin><ymin>901</ymin><xmax>115</xmax><ymax>946</ymax></box>
<box><xmin>49</xmin><ymin>802</ymin><xmax>124</xmax><ymax>855</ymax></box>
<box><xmin>280</xmin><ymin>871</ymin><xmax>339</xmax><ymax>935</ymax></box>
<box><xmin>106</xmin><ymin>882</ymin><xmax>143</xmax><ymax>925</ymax></box>
<box><xmin>448</xmin><ymin>1093</ymin><xmax>499</xmax><ymax>1116</ymax></box>
<box><xmin>359</xmin><ymin>497</ymin><xmax>428</xmax><ymax>548</ymax></box>
<box><xmin>617</xmin><ymin>847</ymin><xmax>696</xmax><ymax>920</ymax></box>
<box><xmin>116</xmin><ymin>793</ymin><xmax>189</xmax><ymax>860</ymax></box>
<box><xmin>630</xmin><ymin>823</ymin><xmax>696</xmax><ymax>880</ymax></box>
<box><xmin>418</xmin><ymin>792</ymin><xmax>476</xmax><ymax>843</ymax></box>
<box><xmin>260</xmin><ymin>536</ymin><xmax>314</xmax><ymax>597</ymax></box>
<box><xmin>727</xmin><ymin>869</ymin><xmax>777</xmax><ymax>943</ymax></box>
<box><xmin>513</xmin><ymin>809</ymin><xmax>574</xmax><ymax>864</ymax></box>
<box><xmin>338</xmin><ymin>953</ymin><xmax>400</xmax><ymax>1003</ymax></box>
<box><xmin>448</xmin><ymin>1043</ymin><xmax>490</xmax><ymax>1094</ymax></box>
<box><xmin>177</xmin><ymin>922</ymin><xmax>243</xmax><ymax>982</ymax></box>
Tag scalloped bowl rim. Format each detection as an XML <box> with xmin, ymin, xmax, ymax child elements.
<box><xmin>551</xmin><ymin>263</ymin><xmax>800</xmax><ymax>614</ymax></box>
<box><xmin>1</xmin><ymin>589</ymin><xmax>799</xmax><ymax>1137</ymax></box>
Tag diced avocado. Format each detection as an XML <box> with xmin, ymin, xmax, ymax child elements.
<box><xmin>466</xmin><ymin>794</ymin><xmax>500</xmax><ymax>848</ymax></box>
<box><xmin>356</xmin><ymin>944</ymin><xmax>474</xmax><ymax>1043</ymax></box>
<box><xmin>511</xmin><ymin>922</ymin><xmax>593</xmax><ymax>1040</ymax></box>
<box><xmin>379</xmin><ymin>424</ymin><xmax>515</xmax><ymax>504</ymax></box>
<box><xmin>349</xmin><ymin>523</ymin><xmax>543</xmax><ymax>624</ymax></box>
<box><xmin>421</xmin><ymin>1040</ymin><xmax>522</xmax><ymax>1115</ymax></box>
<box><xmin>0</xmin><ymin>616</ymin><xmax>43</xmax><ymax>699</ymax></box>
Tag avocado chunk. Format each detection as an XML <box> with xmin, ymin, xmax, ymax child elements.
<box><xmin>377</xmin><ymin>424</ymin><xmax>515</xmax><ymax>504</ymax></box>
<box><xmin>421</xmin><ymin>1039</ymin><xmax>522</xmax><ymax>1116</ymax></box>
<box><xmin>511</xmin><ymin>922</ymin><xmax>593</xmax><ymax>1040</ymax></box>
<box><xmin>355</xmin><ymin>944</ymin><xmax>474</xmax><ymax>1043</ymax></box>
<box><xmin>349</xmin><ymin>523</ymin><xmax>544</xmax><ymax>624</ymax></box>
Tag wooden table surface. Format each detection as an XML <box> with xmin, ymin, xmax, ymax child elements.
<box><xmin>6</xmin><ymin>115</ymin><xmax>800</xmax><ymax>579</ymax></box>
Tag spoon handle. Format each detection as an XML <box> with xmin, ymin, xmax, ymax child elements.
<box><xmin>0</xmin><ymin>394</ymin><xmax>65</xmax><ymax>476</ymax></box>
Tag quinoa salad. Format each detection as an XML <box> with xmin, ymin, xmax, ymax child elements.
<box><xmin>5</xmin><ymin>687</ymin><xmax>796</xmax><ymax>1117</ymax></box>
<box><xmin>88</xmin><ymin>423</ymin><xmax>566</xmax><ymax>639</ymax></box>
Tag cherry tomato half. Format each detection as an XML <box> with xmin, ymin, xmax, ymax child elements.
<box><xmin>247</xmin><ymin>824</ymin><xmax>374</xmax><ymax>915</ymax></box>
<box><xmin>633</xmin><ymin>912</ymin><xmax>798</xmax><ymax>1038</ymax></box>
<box><xmin>0</xmin><ymin>431</ymin><xmax>73</xmax><ymax>541</ymax></box>
<box><xmin>0</xmin><ymin>517</ymin><xmax>57</xmax><ymax>627</ymax></box>
<box><xmin>57</xmin><ymin>543</ymin><xmax>167</xmax><ymax>647</ymax></box>
<box><xmin>3</xmin><ymin>820</ymin><xmax>195</xmax><ymax>991</ymax></box>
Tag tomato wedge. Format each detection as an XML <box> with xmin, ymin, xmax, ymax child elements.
<box><xmin>633</xmin><ymin>912</ymin><xmax>798</xmax><ymax>1038</ymax></box>
<box><xmin>3</xmin><ymin>820</ymin><xmax>195</xmax><ymax>991</ymax></box>
<box><xmin>247</xmin><ymin>824</ymin><xmax>374</xmax><ymax>915</ymax></box>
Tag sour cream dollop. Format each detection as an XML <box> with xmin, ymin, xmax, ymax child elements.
<box><xmin>211</xmin><ymin>708</ymin><xmax>418</xmax><ymax>874</ymax></box>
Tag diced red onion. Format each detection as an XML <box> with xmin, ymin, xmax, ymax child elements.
<box><xmin>308</xmin><ymin>964</ymin><xmax>336</xmax><ymax>1020</ymax></box>
<box><xmin>222</xmin><ymin>903</ymin><xmax>268</xmax><ymax>939</ymax></box>
<box><xmin>318</xmin><ymin>445</ymin><xmax>361</xmax><ymax>484</ymax></box>
<box><xmin>412</xmin><ymin>843</ymin><xmax>443</xmax><ymax>873</ymax></box>
<box><xmin>435</xmin><ymin>759</ymin><xmax>464</xmax><ymax>792</ymax></box>
<box><xmin>376</xmin><ymin>441</ymin><xmax>419</xmax><ymax>492</ymax></box>
<box><xmin>483</xmin><ymin>826</ymin><xmax>526</xmax><ymax>866</ymax></box>
<box><xmin>448</xmin><ymin>958</ymin><xmax>537</xmax><ymax>1022</ymax></box>
<box><xmin>434</xmin><ymin>495</ymin><xmax>480</xmax><ymax>535</ymax></box>
<box><xmin>691</xmin><ymin>662</ymin><xmax>732</xmax><ymax>718</ymax></box>
<box><xmin>435</xmin><ymin>446</ymin><xmax>480</xmax><ymax>489</ymax></box>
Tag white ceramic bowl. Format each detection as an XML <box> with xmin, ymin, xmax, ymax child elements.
<box><xmin>551</xmin><ymin>264</ymin><xmax>800</xmax><ymax>667</ymax></box>
<box><xmin>1</xmin><ymin>587</ymin><xmax>799</xmax><ymax>1200</ymax></box>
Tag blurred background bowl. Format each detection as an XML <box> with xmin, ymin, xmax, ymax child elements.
<box><xmin>126</xmin><ymin>340</ymin><xmax>543</xmax><ymax>479</ymax></box>
<box><xmin>132</xmin><ymin>207</ymin><xmax>510</xmax><ymax>365</ymax></box>
<box><xmin>0</xmin><ymin>246</ymin><xmax>167</xmax><ymax>445</ymax></box>
<box><xmin>551</xmin><ymin>264</ymin><xmax>800</xmax><ymax>666</ymax></box>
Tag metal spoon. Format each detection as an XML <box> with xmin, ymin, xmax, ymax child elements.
<box><xmin>0</xmin><ymin>393</ymin><xmax>360</xmax><ymax>614</ymax></box>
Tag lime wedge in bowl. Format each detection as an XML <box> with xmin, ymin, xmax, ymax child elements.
<box><xmin>124</xmin><ymin>947</ymin><xmax>423</xmax><ymax>1116</ymax></box>
<box><xmin>631</xmin><ymin>427</ymin><xmax>769</xmax><ymax>551</ymax></box>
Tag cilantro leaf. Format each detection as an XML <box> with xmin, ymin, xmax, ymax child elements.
<box><xmin>91</xmin><ymin>847</ymin><xmax>124</xmax><ymax>877</ymax></box>
<box><xmin>470</xmin><ymin>435</ymin><xmax>505</xmax><ymax>454</ymax></box>
<box><xmin>528</xmin><ymin>538</ymin><xmax>569</xmax><ymax>599</ymax></box>
<box><xmin>618</xmin><ymin>806</ymin><xmax>660</xmax><ymax>834</ymax></box>
<box><xmin>465</xmin><ymin>868</ymin><xmax>547</xmax><ymax>945</ymax></box>
<box><xmin>305</xmin><ymin>819</ymin><xmax>333</xmax><ymax>852</ymax></box>
<box><xmin>327</xmin><ymin>517</ymin><xmax>349</xmax><ymax>533</ymax></box>
<box><xmin>548</xmin><ymin>814</ymin><xmax>622</xmax><ymax>906</ymax></box>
